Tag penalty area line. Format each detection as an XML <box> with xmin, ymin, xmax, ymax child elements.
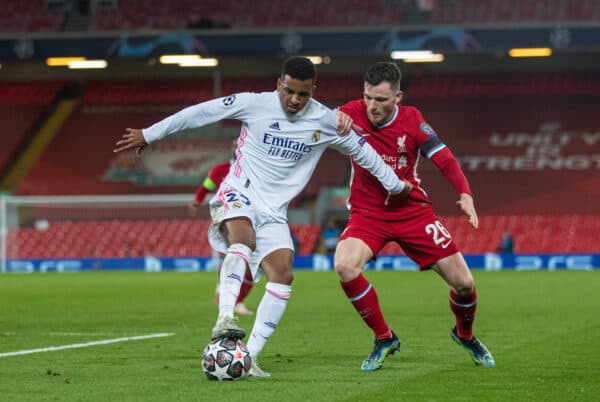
<box><xmin>0</xmin><ymin>333</ymin><xmax>175</xmax><ymax>358</ymax></box>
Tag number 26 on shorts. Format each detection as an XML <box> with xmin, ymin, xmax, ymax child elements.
<box><xmin>425</xmin><ymin>220</ymin><xmax>452</xmax><ymax>249</ymax></box>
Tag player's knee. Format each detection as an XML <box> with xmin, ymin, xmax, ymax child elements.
<box><xmin>453</xmin><ymin>278</ymin><xmax>475</xmax><ymax>297</ymax></box>
<box><xmin>334</xmin><ymin>256</ymin><xmax>361</xmax><ymax>279</ymax></box>
<box><xmin>282</xmin><ymin>271</ymin><xmax>294</xmax><ymax>285</ymax></box>
<box><xmin>271</xmin><ymin>270</ymin><xmax>293</xmax><ymax>285</ymax></box>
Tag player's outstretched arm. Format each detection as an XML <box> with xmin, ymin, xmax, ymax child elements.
<box><xmin>113</xmin><ymin>128</ymin><xmax>147</xmax><ymax>155</ymax></box>
<box><xmin>456</xmin><ymin>193</ymin><xmax>479</xmax><ymax>229</ymax></box>
<box><xmin>337</xmin><ymin>131</ymin><xmax>407</xmax><ymax>196</ymax></box>
<box><xmin>428</xmin><ymin>147</ymin><xmax>477</xmax><ymax>228</ymax></box>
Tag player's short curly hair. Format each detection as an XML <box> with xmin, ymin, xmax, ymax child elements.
<box><xmin>281</xmin><ymin>56</ymin><xmax>317</xmax><ymax>82</ymax></box>
<box><xmin>364</xmin><ymin>62</ymin><xmax>401</xmax><ymax>90</ymax></box>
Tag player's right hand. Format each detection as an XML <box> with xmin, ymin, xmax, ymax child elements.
<box><xmin>189</xmin><ymin>202</ymin><xmax>199</xmax><ymax>217</ymax></box>
<box><xmin>335</xmin><ymin>109</ymin><xmax>354</xmax><ymax>136</ymax></box>
<box><xmin>114</xmin><ymin>128</ymin><xmax>147</xmax><ymax>155</ymax></box>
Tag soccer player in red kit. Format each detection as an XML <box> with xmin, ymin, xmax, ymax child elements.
<box><xmin>335</xmin><ymin>62</ymin><xmax>495</xmax><ymax>370</ymax></box>
<box><xmin>190</xmin><ymin>140</ymin><xmax>254</xmax><ymax>316</ymax></box>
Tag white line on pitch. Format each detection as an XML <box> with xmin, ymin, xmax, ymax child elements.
<box><xmin>0</xmin><ymin>333</ymin><xmax>175</xmax><ymax>358</ymax></box>
<box><xmin>49</xmin><ymin>332</ymin><xmax>117</xmax><ymax>336</ymax></box>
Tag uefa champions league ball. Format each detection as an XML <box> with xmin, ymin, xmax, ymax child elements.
<box><xmin>202</xmin><ymin>338</ymin><xmax>252</xmax><ymax>381</ymax></box>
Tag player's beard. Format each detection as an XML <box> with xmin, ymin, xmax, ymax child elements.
<box><xmin>368</xmin><ymin>110</ymin><xmax>382</xmax><ymax>125</ymax></box>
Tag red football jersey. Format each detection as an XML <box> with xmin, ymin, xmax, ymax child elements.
<box><xmin>206</xmin><ymin>161</ymin><xmax>232</xmax><ymax>188</ymax></box>
<box><xmin>194</xmin><ymin>160</ymin><xmax>232</xmax><ymax>203</ymax></box>
<box><xmin>341</xmin><ymin>100</ymin><xmax>448</xmax><ymax>220</ymax></box>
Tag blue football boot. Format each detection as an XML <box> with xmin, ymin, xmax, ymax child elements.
<box><xmin>361</xmin><ymin>331</ymin><xmax>401</xmax><ymax>371</ymax></box>
<box><xmin>451</xmin><ymin>326</ymin><xmax>495</xmax><ymax>368</ymax></box>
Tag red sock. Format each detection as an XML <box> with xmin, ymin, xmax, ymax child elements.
<box><xmin>341</xmin><ymin>273</ymin><xmax>391</xmax><ymax>339</ymax></box>
<box><xmin>236</xmin><ymin>270</ymin><xmax>254</xmax><ymax>303</ymax></box>
<box><xmin>450</xmin><ymin>287</ymin><xmax>477</xmax><ymax>340</ymax></box>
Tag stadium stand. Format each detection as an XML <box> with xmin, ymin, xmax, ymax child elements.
<box><xmin>7</xmin><ymin>215</ymin><xmax>596</xmax><ymax>259</ymax></box>
<box><xmin>14</xmin><ymin>73</ymin><xmax>600</xmax><ymax>214</ymax></box>
<box><xmin>90</xmin><ymin>0</ymin><xmax>408</xmax><ymax>31</ymax></box>
<box><xmin>380</xmin><ymin>215</ymin><xmax>600</xmax><ymax>255</ymax></box>
<box><xmin>431</xmin><ymin>0</ymin><xmax>600</xmax><ymax>24</ymax></box>
<box><xmin>3</xmin><ymin>0</ymin><xmax>600</xmax><ymax>33</ymax></box>
<box><xmin>15</xmin><ymin>77</ymin><xmax>360</xmax><ymax>196</ymax></box>
<box><xmin>0</xmin><ymin>106</ymin><xmax>47</xmax><ymax>176</ymax></box>
<box><xmin>6</xmin><ymin>220</ymin><xmax>320</xmax><ymax>258</ymax></box>
<box><xmin>6</xmin><ymin>73</ymin><xmax>599</xmax><ymax>261</ymax></box>
<box><xmin>81</xmin><ymin>79</ymin><xmax>214</xmax><ymax>104</ymax></box>
<box><xmin>0</xmin><ymin>81</ymin><xmax>63</xmax><ymax>176</ymax></box>
<box><xmin>0</xmin><ymin>0</ymin><xmax>64</xmax><ymax>32</ymax></box>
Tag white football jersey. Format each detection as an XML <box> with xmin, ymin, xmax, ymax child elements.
<box><xmin>143</xmin><ymin>91</ymin><xmax>404</xmax><ymax>219</ymax></box>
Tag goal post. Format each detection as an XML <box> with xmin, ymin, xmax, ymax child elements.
<box><xmin>0</xmin><ymin>194</ymin><xmax>216</xmax><ymax>273</ymax></box>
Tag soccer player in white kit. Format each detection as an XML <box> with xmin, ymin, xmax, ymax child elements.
<box><xmin>114</xmin><ymin>57</ymin><xmax>412</xmax><ymax>378</ymax></box>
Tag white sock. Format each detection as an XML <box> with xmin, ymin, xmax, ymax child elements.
<box><xmin>247</xmin><ymin>282</ymin><xmax>291</xmax><ymax>357</ymax></box>
<box><xmin>218</xmin><ymin>243</ymin><xmax>251</xmax><ymax>319</ymax></box>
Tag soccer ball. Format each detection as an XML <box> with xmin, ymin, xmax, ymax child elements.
<box><xmin>202</xmin><ymin>338</ymin><xmax>252</xmax><ymax>381</ymax></box>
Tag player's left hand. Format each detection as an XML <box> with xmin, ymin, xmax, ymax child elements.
<box><xmin>189</xmin><ymin>202</ymin><xmax>199</xmax><ymax>217</ymax></box>
<box><xmin>335</xmin><ymin>109</ymin><xmax>354</xmax><ymax>136</ymax></box>
<box><xmin>114</xmin><ymin>128</ymin><xmax>147</xmax><ymax>155</ymax></box>
<box><xmin>456</xmin><ymin>193</ymin><xmax>479</xmax><ymax>229</ymax></box>
<box><xmin>385</xmin><ymin>180</ymin><xmax>413</xmax><ymax>205</ymax></box>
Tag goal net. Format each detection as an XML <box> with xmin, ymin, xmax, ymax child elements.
<box><xmin>0</xmin><ymin>194</ymin><xmax>215</xmax><ymax>273</ymax></box>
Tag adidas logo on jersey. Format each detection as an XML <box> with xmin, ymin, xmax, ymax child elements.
<box><xmin>269</xmin><ymin>122</ymin><xmax>281</xmax><ymax>130</ymax></box>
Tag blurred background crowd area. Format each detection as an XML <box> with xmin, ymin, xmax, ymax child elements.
<box><xmin>0</xmin><ymin>0</ymin><xmax>598</xmax><ymax>259</ymax></box>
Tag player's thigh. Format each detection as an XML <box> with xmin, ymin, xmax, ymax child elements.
<box><xmin>254</xmin><ymin>222</ymin><xmax>295</xmax><ymax>284</ymax></box>
<box><xmin>396</xmin><ymin>210</ymin><xmax>460</xmax><ymax>270</ymax></box>
<box><xmin>431</xmin><ymin>252</ymin><xmax>474</xmax><ymax>292</ymax></box>
<box><xmin>338</xmin><ymin>213</ymin><xmax>387</xmax><ymax>259</ymax></box>
<box><xmin>334</xmin><ymin>237</ymin><xmax>373</xmax><ymax>280</ymax></box>
<box><xmin>209</xmin><ymin>186</ymin><xmax>258</xmax><ymax>252</ymax></box>
<box><xmin>222</xmin><ymin>217</ymin><xmax>256</xmax><ymax>249</ymax></box>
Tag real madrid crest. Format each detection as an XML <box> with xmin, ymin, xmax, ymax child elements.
<box><xmin>312</xmin><ymin>130</ymin><xmax>321</xmax><ymax>142</ymax></box>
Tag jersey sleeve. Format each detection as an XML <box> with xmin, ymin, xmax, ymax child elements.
<box><xmin>193</xmin><ymin>182</ymin><xmax>210</xmax><ymax>204</ymax></box>
<box><xmin>412</xmin><ymin>109</ymin><xmax>447</xmax><ymax>159</ymax></box>
<box><xmin>411</xmin><ymin>109</ymin><xmax>471</xmax><ymax>195</ymax></box>
<box><xmin>194</xmin><ymin>163</ymin><xmax>229</xmax><ymax>203</ymax></box>
<box><xmin>142</xmin><ymin>93</ymin><xmax>255</xmax><ymax>143</ymax></box>
<box><xmin>334</xmin><ymin>130</ymin><xmax>406</xmax><ymax>194</ymax></box>
<box><xmin>430</xmin><ymin>147</ymin><xmax>472</xmax><ymax>195</ymax></box>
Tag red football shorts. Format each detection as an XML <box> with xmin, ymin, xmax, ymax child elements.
<box><xmin>339</xmin><ymin>207</ymin><xmax>460</xmax><ymax>270</ymax></box>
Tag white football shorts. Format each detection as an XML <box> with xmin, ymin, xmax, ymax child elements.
<box><xmin>207</xmin><ymin>184</ymin><xmax>294</xmax><ymax>281</ymax></box>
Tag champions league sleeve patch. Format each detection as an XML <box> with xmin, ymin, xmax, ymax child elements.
<box><xmin>419</xmin><ymin>122</ymin><xmax>437</xmax><ymax>136</ymax></box>
<box><xmin>222</xmin><ymin>95</ymin><xmax>236</xmax><ymax>106</ymax></box>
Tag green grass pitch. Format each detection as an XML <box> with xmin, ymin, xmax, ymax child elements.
<box><xmin>1</xmin><ymin>270</ymin><xmax>599</xmax><ymax>401</ymax></box>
